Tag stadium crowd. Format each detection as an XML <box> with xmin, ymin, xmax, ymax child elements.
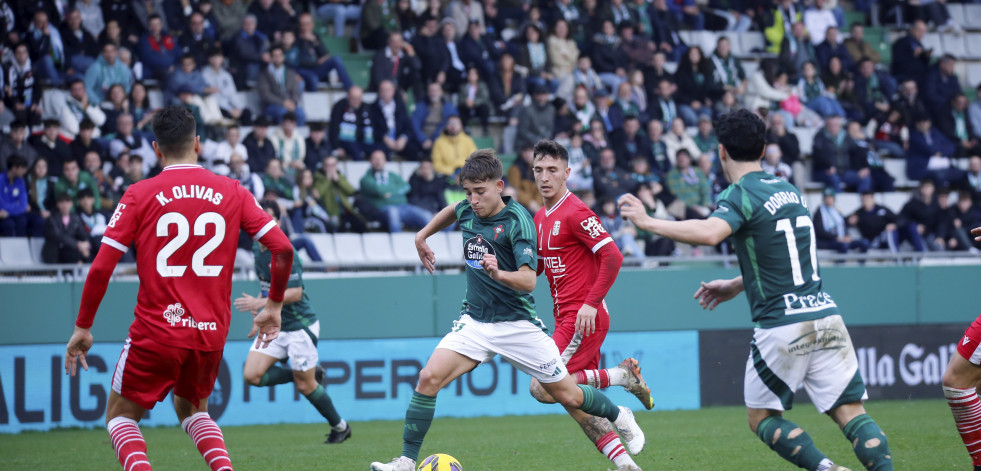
<box><xmin>2</xmin><ymin>0</ymin><xmax>981</xmax><ymax>264</ymax></box>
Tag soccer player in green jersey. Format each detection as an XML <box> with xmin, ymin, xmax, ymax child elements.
<box><xmin>370</xmin><ymin>149</ymin><xmax>645</xmax><ymax>471</ymax></box>
<box><xmin>618</xmin><ymin>110</ymin><xmax>893</xmax><ymax>471</ymax></box>
<box><xmin>233</xmin><ymin>201</ymin><xmax>350</xmax><ymax>444</ymax></box>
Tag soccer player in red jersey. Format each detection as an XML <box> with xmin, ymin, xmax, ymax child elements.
<box><xmin>529</xmin><ymin>139</ymin><xmax>653</xmax><ymax>471</ymax></box>
<box><xmin>63</xmin><ymin>106</ymin><xmax>295</xmax><ymax>471</ymax></box>
<box><xmin>944</xmin><ymin>226</ymin><xmax>981</xmax><ymax>471</ymax></box>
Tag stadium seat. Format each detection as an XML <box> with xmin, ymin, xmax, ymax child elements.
<box><xmin>361</xmin><ymin>233</ymin><xmax>397</xmax><ymax>264</ymax></box>
<box><xmin>390</xmin><ymin>232</ymin><xmax>421</xmax><ymax>263</ymax></box>
<box><xmin>399</xmin><ymin>161</ymin><xmax>420</xmax><ymax>182</ymax></box>
<box><xmin>0</xmin><ymin>238</ymin><xmax>34</xmax><ymax>266</ymax></box>
<box><xmin>306</xmin><ymin>233</ymin><xmax>339</xmax><ymax>264</ymax></box>
<box><xmin>948</xmin><ymin>4</ymin><xmax>967</xmax><ymax>29</ymax></box>
<box><xmin>148</xmin><ymin>89</ymin><xmax>165</xmax><ymax>110</ymax></box>
<box><xmin>967</xmin><ymin>34</ymin><xmax>981</xmax><ymax>62</ymax></box>
<box><xmin>742</xmin><ymin>60</ymin><xmax>760</xmax><ymax>80</ymax></box>
<box><xmin>690</xmin><ymin>31</ymin><xmax>720</xmax><ymax>55</ymax></box>
<box><xmin>446</xmin><ymin>231</ymin><xmax>464</xmax><ymax>265</ymax></box>
<box><xmin>737</xmin><ymin>32</ymin><xmax>765</xmax><ymax>57</ymax></box>
<box><xmin>967</xmin><ymin>63</ymin><xmax>981</xmax><ymax>88</ymax></box>
<box><xmin>943</xmin><ymin>34</ymin><xmax>968</xmax><ymax>59</ymax></box>
<box><xmin>322</xmin><ymin>36</ymin><xmax>351</xmax><ymax>55</ymax></box>
<box><xmin>790</xmin><ymin>126</ymin><xmax>819</xmax><ymax>156</ymax></box>
<box><xmin>28</xmin><ymin>237</ymin><xmax>44</xmax><ymax>264</ymax></box>
<box><xmin>967</xmin><ymin>4</ymin><xmax>981</xmax><ymax>27</ymax></box>
<box><xmin>332</xmin><ymin>233</ymin><xmax>367</xmax><ymax>264</ymax></box>
<box><xmin>426</xmin><ymin>232</ymin><xmax>453</xmax><ymax>267</ymax></box>
<box><xmin>881</xmin><ymin>191</ymin><xmax>910</xmax><ymax>213</ymax></box>
<box><xmin>882</xmin><ymin>158</ymin><xmax>914</xmax><ymax>189</ymax></box>
<box><xmin>303</xmin><ymin>92</ymin><xmax>331</xmax><ymax>123</ymax></box>
<box><xmin>921</xmin><ymin>33</ymin><xmax>942</xmax><ymax>56</ymax></box>
<box><xmin>241</xmin><ymin>91</ymin><xmax>261</xmax><ymax>113</ymax></box>
<box><xmin>473</xmin><ymin>136</ymin><xmax>495</xmax><ymax>150</ymax></box>
<box><xmin>345</xmin><ymin>161</ymin><xmax>372</xmax><ymax>190</ymax></box>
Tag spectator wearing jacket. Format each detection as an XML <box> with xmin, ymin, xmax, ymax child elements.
<box><xmin>360</xmin><ymin>150</ymin><xmax>432</xmax><ymax>232</ymax></box>
<box><xmin>257</xmin><ymin>45</ymin><xmax>306</xmax><ymax>125</ymax></box>
<box><xmin>431</xmin><ymin>115</ymin><xmax>477</xmax><ymax>177</ymax></box>
<box><xmin>907</xmin><ymin>114</ymin><xmax>964</xmax><ymax>186</ymax></box>
<box><xmin>372</xmin><ymin>80</ymin><xmax>419</xmax><ymax>160</ymax></box>
<box><xmin>813</xmin><ymin>189</ymin><xmax>868</xmax><ymax>253</ymax></box>
<box><xmin>847</xmin><ymin>191</ymin><xmax>899</xmax><ymax>252</ymax></box>
<box><xmin>329</xmin><ymin>86</ymin><xmax>384</xmax><ymax>161</ymax></box>
<box><xmin>42</xmin><ymin>192</ymin><xmax>92</xmax><ymax>263</ymax></box>
<box><xmin>412</xmin><ymin>82</ymin><xmax>460</xmax><ymax>156</ymax></box>
<box><xmin>137</xmin><ymin>14</ymin><xmax>180</xmax><ymax>81</ymax></box>
<box><xmin>0</xmin><ymin>155</ymin><xmax>29</xmax><ymax>236</ymax></box>
<box><xmin>231</xmin><ymin>14</ymin><xmax>269</xmax><ymax>87</ymax></box>
<box><xmin>408</xmin><ymin>160</ymin><xmax>449</xmax><ymax>215</ymax></box>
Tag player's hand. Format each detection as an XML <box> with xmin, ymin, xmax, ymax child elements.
<box><xmin>617</xmin><ymin>193</ymin><xmax>647</xmax><ymax>224</ymax></box>
<box><xmin>65</xmin><ymin>326</ymin><xmax>93</xmax><ymax>376</ymax></box>
<box><xmin>234</xmin><ymin>292</ymin><xmax>265</xmax><ymax>312</ymax></box>
<box><xmin>480</xmin><ymin>254</ymin><xmax>499</xmax><ymax>280</ymax></box>
<box><xmin>972</xmin><ymin>226</ymin><xmax>981</xmax><ymax>242</ymax></box>
<box><xmin>575</xmin><ymin>304</ymin><xmax>598</xmax><ymax>336</ymax></box>
<box><xmin>249</xmin><ymin>300</ymin><xmax>282</xmax><ymax>349</ymax></box>
<box><xmin>415</xmin><ymin>233</ymin><xmax>436</xmax><ymax>274</ymax></box>
<box><xmin>693</xmin><ymin>279</ymin><xmax>741</xmax><ymax>310</ymax></box>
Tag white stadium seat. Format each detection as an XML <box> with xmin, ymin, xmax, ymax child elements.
<box><xmin>426</xmin><ymin>232</ymin><xmax>453</xmax><ymax>267</ymax></box>
<box><xmin>399</xmin><ymin>161</ymin><xmax>420</xmax><ymax>182</ymax></box>
<box><xmin>967</xmin><ymin>34</ymin><xmax>981</xmax><ymax>63</ymax></box>
<box><xmin>302</xmin><ymin>92</ymin><xmax>331</xmax><ymax>123</ymax></box>
<box><xmin>942</xmin><ymin>34</ymin><xmax>968</xmax><ymax>59</ymax></box>
<box><xmin>344</xmin><ymin>161</ymin><xmax>371</xmax><ymax>190</ymax></box>
<box><xmin>948</xmin><ymin>4</ymin><xmax>967</xmax><ymax>29</ymax></box>
<box><xmin>306</xmin><ymin>233</ymin><xmax>339</xmax><ymax>264</ymax></box>
<box><xmin>446</xmin><ymin>231</ymin><xmax>464</xmax><ymax>265</ymax></box>
<box><xmin>967</xmin><ymin>4</ymin><xmax>981</xmax><ymax>27</ymax></box>
<box><xmin>361</xmin><ymin>233</ymin><xmax>397</xmax><ymax>263</ymax></box>
<box><xmin>333</xmin><ymin>233</ymin><xmax>367</xmax><ymax>264</ymax></box>
<box><xmin>967</xmin><ymin>62</ymin><xmax>981</xmax><ymax>88</ymax></box>
<box><xmin>0</xmin><ymin>238</ymin><xmax>34</xmax><ymax>265</ymax></box>
<box><xmin>737</xmin><ymin>32</ymin><xmax>765</xmax><ymax>56</ymax></box>
<box><xmin>921</xmin><ymin>33</ymin><xmax>942</xmax><ymax>55</ymax></box>
<box><xmin>28</xmin><ymin>237</ymin><xmax>45</xmax><ymax>264</ymax></box>
<box><xmin>391</xmin><ymin>232</ymin><xmax>423</xmax><ymax>263</ymax></box>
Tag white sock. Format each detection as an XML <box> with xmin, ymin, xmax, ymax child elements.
<box><xmin>607</xmin><ymin>367</ymin><xmax>629</xmax><ymax>387</ymax></box>
<box><xmin>332</xmin><ymin>418</ymin><xmax>348</xmax><ymax>432</ymax></box>
<box><xmin>816</xmin><ymin>458</ymin><xmax>834</xmax><ymax>471</ymax></box>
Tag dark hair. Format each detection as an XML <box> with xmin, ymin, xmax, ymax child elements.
<box><xmin>79</xmin><ymin>118</ymin><xmax>96</xmax><ymax>131</ymax></box>
<box><xmin>533</xmin><ymin>139</ymin><xmax>569</xmax><ymax>162</ymax></box>
<box><xmin>459</xmin><ymin>149</ymin><xmax>503</xmax><ymax>183</ymax></box>
<box><xmin>282</xmin><ymin>111</ymin><xmax>297</xmax><ymax>123</ymax></box>
<box><xmin>151</xmin><ymin>106</ymin><xmax>197</xmax><ymax>157</ymax></box>
<box><xmin>269</xmin><ymin>44</ymin><xmax>284</xmax><ymax>54</ymax></box>
<box><xmin>260</xmin><ymin>200</ymin><xmax>281</xmax><ymax>220</ymax></box>
<box><xmin>10</xmin><ymin>119</ymin><xmax>25</xmax><ymax>130</ymax></box>
<box><xmin>308</xmin><ymin>121</ymin><xmax>326</xmax><ymax>132</ymax></box>
<box><xmin>6</xmin><ymin>154</ymin><xmax>27</xmax><ymax>169</ymax></box>
<box><xmin>77</xmin><ymin>188</ymin><xmax>95</xmax><ymax>199</ymax></box>
<box><xmin>147</xmin><ymin>13</ymin><xmax>162</xmax><ymax>23</ymax></box>
<box><xmin>716</xmin><ymin>109</ymin><xmax>766</xmax><ymax>162</ymax></box>
<box><xmin>129</xmin><ymin>82</ymin><xmax>150</xmax><ymax>108</ymax></box>
<box><xmin>63</xmin><ymin>159</ymin><xmax>79</xmax><ymax>168</ymax></box>
<box><xmin>43</xmin><ymin>119</ymin><xmax>60</xmax><ymax>128</ymax></box>
<box><xmin>56</xmin><ymin>192</ymin><xmax>73</xmax><ymax>203</ymax></box>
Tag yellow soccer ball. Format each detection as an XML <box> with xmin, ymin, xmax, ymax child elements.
<box><xmin>417</xmin><ymin>453</ymin><xmax>463</xmax><ymax>471</ymax></box>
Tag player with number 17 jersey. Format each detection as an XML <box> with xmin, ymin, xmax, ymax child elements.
<box><xmin>97</xmin><ymin>164</ymin><xmax>280</xmax><ymax>351</ymax></box>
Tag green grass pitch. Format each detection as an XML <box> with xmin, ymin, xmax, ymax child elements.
<box><xmin>1</xmin><ymin>399</ymin><xmax>965</xmax><ymax>470</ymax></box>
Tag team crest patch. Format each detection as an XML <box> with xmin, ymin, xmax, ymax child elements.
<box><xmin>464</xmin><ymin>234</ymin><xmax>496</xmax><ymax>269</ymax></box>
<box><xmin>493</xmin><ymin>224</ymin><xmax>504</xmax><ymax>240</ymax></box>
<box><xmin>552</xmin><ymin>221</ymin><xmax>561</xmax><ymax>235</ymax></box>
<box><xmin>579</xmin><ymin>216</ymin><xmax>607</xmax><ymax>238</ymax></box>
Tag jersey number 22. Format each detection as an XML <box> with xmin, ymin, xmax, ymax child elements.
<box><xmin>157</xmin><ymin>212</ymin><xmax>226</xmax><ymax>277</ymax></box>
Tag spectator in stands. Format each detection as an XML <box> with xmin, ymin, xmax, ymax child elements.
<box><xmin>490</xmin><ymin>53</ymin><xmax>526</xmax><ymax>118</ymax></box>
<box><xmin>594</xmin><ymin>147</ymin><xmax>634</xmax><ymax>201</ymax></box>
<box><xmin>459</xmin><ymin>18</ymin><xmax>504</xmax><ymax>81</ymax></box>
<box><xmin>61</xmin><ymin>79</ymin><xmax>106</xmax><ymax>139</ymax></box>
<box><xmin>843</xmin><ymin>23</ymin><xmax>881</xmax><ymax>66</ymax></box>
<box><xmin>0</xmin><ymin>122</ymin><xmax>38</xmax><ymax>172</ymax></box>
<box><xmin>371</xmin><ymin>31</ymin><xmax>421</xmax><ymax>100</ymax></box>
<box><xmin>506</xmin><ymin>144</ymin><xmax>542</xmax><ymax>213</ymax></box>
<box><xmin>646</xmin><ymin>118</ymin><xmax>673</xmax><ymax>176</ymax></box>
<box><xmin>0</xmin><ymin>155</ymin><xmax>29</xmax><ymax>237</ymax></box>
<box><xmin>848</xmin><ymin>192</ymin><xmax>899</xmax><ymax>253</ymax></box>
<box><xmin>900</xmin><ymin>178</ymin><xmax>944</xmax><ymax>251</ymax></box>
<box><xmin>360</xmin><ymin>0</ymin><xmax>400</xmax><ymax>51</ymax></box>
<box><xmin>137</xmin><ymin>14</ymin><xmax>181</xmax><ymax>81</ymax></box>
<box><xmin>26</xmin><ymin>157</ymin><xmax>53</xmax><ymax>221</ymax></box>
<box><xmin>766</xmin><ymin>112</ymin><xmax>801</xmax><ymax>172</ymax></box>
<box><xmin>70</xmin><ymin>119</ymin><xmax>103</xmax><ymax>167</ymax></box>
<box><xmin>610</xmin><ymin>81</ymin><xmax>641</xmax><ymax>128</ymax></box>
<box><xmin>79</xmin><ymin>43</ymin><xmax>131</xmax><ymax>107</ymax></box>
<box><xmin>272</xmin><ymin>112</ymin><xmax>306</xmax><ymax>177</ymax></box>
<box><xmin>244</xmin><ymin>116</ymin><xmax>276</xmax><ymax>176</ymax></box>
<box><xmin>891</xmin><ymin>21</ymin><xmax>932</xmax><ymax>85</ymax></box>
<box><xmin>458</xmin><ymin>67</ymin><xmax>491</xmax><ymax>134</ymax></box>
<box><xmin>30</xmin><ymin>120</ymin><xmax>72</xmax><ymax>178</ymax></box>
<box><xmin>291</xmin><ymin>168</ymin><xmax>332</xmax><ymax>233</ymax></box>
<box><xmin>572</xmin><ymin>55</ymin><xmax>604</xmax><ymax>97</ymax></box>
<box><xmin>292</xmin><ymin>13</ymin><xmax>354</xmax><ymax>92</ymax></box>
<box><xmin>75</xmin><ymin>187</ymin><xmax>106</xmax><ymax>250</ymax></box>
<box><xmin>5</xmin><ymin>43</ymin><xmax>43</xmax><ymax>126</ymax></box>
<box><xmin>249</xmin><ymin>0</ymin><xmax>293</xmax><ymax>42</ymax></box>
<box><xmin>924</xmin><ymin>54</ymin><xmax>961</xmax><ymax>120</ymax></box>
<box><xmin>516</xmin><ymin>23</ymin><xmax>557</xmax><ymax>94</ymax></box>
<box><xmin>611</xmin><ymin>115</ymin><xmax>651</xmax><ymax>169</ymax></box>
<box><xmin>548</xmin><ymin>19</ymin><xmax>579</xmax><ymax>91</ymax></box>
<box><xmin>853</xmin><ymin>58</ymin><xmax>893</xmax><ymax>125</ymax></box>
<box><xmin>54</xmin><ymin>158</ymin><xmax>100</xmax><ymax>210</ymax></box>
<box><xmin>893</xmin><ymin>78</ymin><xmax>929</xmax><ymax>132</ymax></box>
<box><xmin>627</xmin><ymin>69</ymin><xmax>649</xmax><ymax>117</ymax></box>
<box><xmin>802</xmin><ymin>0</ymin><xmax>837</xmax><ymax>47</ymax></box>
<box><xmin>179</xmin><ymin>12</ymin><xmax>219</xmax><ymax>68</ymax></box>
<box><xmin>412</xmin><ymin>15</ymin><xmax>444</xmax><ymax>86</ymax></box>
<box><xmin>814</xmin><ymin>26</ymin><xmax>853</xmax><ymax>75</ymax></box>
<box><xmin>907</xmin><ymin>0</ymin><xmax>955</xmax><ymax>31</ymax></box>
<box><xmin>127</xmin><ymin>83</ymin><xmax>156</xmax><ymax>137</ymax></box>
<box><xmin>648</xmin><ymin>0</ymin><xmax>686</xmax><ymax>62</ymax></box>
<box><xmin>674</xmin><ymin>47</ymin><xmax>714</xmax><ymax>124</ymax></box>
<box><xmin>663</xmin><ymin>117</ymin><xmax>702</xmax><ymax>167</ymax></box>
<box><xmin>317</xmin><ymin>0</ymin><xmax>362</xmax><ymax>38</ymax></box>
<box><xmin>811</xmin><ymin>114</ymin><xmax>850</xmax><ymax>192</ymax></box>
<box><xmin>408</xmin><ymin>159</ymin><xmax>449</xmax><ymax>215</ymax></box>
<box><xmin>962</xmin><ymin>156</ymin><xmax>981</xmax><ymax>203</ymax></box>
<box><xmin>166</xmin><ymin>54</ymin><xmax>212</xmax><ymax>105</ymax></box>
<box><xmin>203</xmin><ymin>49</ymin><xmax>248</xmax><ymax>124</ymax></box>
<box><xmin>412</xmin><ymin>82</ymin><xmax>460</xmax><ymax>156</ymax></box>
<box><xmin>232</xmin><ymin>14</ymin><xmax>269</xmax><ymax>87</ymax></box>
<box><xmin>119</xmin><ymin>153</ymin><xmax>145</xmax><ymax>193</ymax></box>
<box><xmin>448</xmin><ymin>0</ymin><xmax>485</xmax><ymax>36</ymax></box>
<box><xmin>97</xmin><ymin>18</ymin><xmax>136</xmax><ymax>54</ymax></box>
<box><xmin>42</xmin><ymin>192</ymin><xmax>92</xmax><ymax>263</ymax></box>
<box><xmin>26</xmin><ymin>10</ymin><xmax>64</xmax><ymax>86</ymax></box>
<box><xmin>552</xmin><ymin>0</ymin><xmax>588</xmax><ymax>39</ymax></box>
<box><xmin>209</xmin><ymin>126</ymin><xmax>247</xmax><ymax>176</ymax></box>
<box><xmin>228</xmin><ymin>152</ymin><xmax>263</xmax><ymax>198</ymax></box>
<box><xmin>778</xmin><ymin>22</ymin><xmax>815</xmax><ymax>81</ymax></box>
<box><xmin>360</xmin><ymin>150</ymin><xmax>431</xmax><ymax>232</ymax></box>
<box><xmin>616</xmin><ymin>21</ymin><xmax>655</xmax><ymax>72</ymax></box>
<box><xmin>213</xmin><ymin>0</ymin><xmax>249</xmax><ymax>42</ymax></box>
<box><xmin>937</xmin><ymin>93</ymin><xmax>979</xmax><ymax>158</ymax></box>
<box><xmin>798</xmin><ymin>61</ymin><xmax>846</xmax><ymax>118</ymax></box>
<box><xmin>813</xmin><ymin>188</ymin><xmax>868</xmax><ymax>254</ymax></box>
<box><xmin>598</xmin><ymin>195</ymin><xmax>642</xmax><ymax>257</ymax></box>
<box><xmin>82</xmin><ymin>150</ymin><xmax>115</xmax><ymax>208</ymax></box>
<box><xmin>569</xmin><ymin>86</ymin><xmax>595</xmax><ymax>133</ymax></box>
<box><xmin>709</xmin><ymin>36</ymin><xmax>746</xmax><ymax>98</ymax></box>
<box><xmin>313</xmin><ymin>155</ymin><xmax>364</xmax><ymax>233</ymax></box>
<box><xmin>329</xmin><ymin>86</ymin><xmax>383</xmax><ymax>161</ymax></box>
<box><xmin>99</xmin><ymin>84</ymin><xmax>129</xmax><ymax>136</ymax></box>
<box><xmin>649</xmin><ymin>78</ymin><xmax>681</xmax><ymax>127</ymax></box>
<box><xmin>61</xmin><ymin>9</ymin><xmax>99</xmax><ymax>79</ymax></box>
<box><xmin>847</xmin><ymin>120</ymin><xmax>895</xmax><ymax>193</ymax></box>
<box><xmin>431</xmin><ymin>115</ymin><xmax>477</xmax><ymax>178</ymax></box>
<box><xmin>515</xmin><ymin>85</ymin><xmax>555</xmax><ymax>152</ymax></box>
<box><xmin>76</xmin><ymin>0</ymin><xmax>104</xmax><ymax>38</ymax></box>
<box><xmin>942</xmin><ymin>195</ymin><xmax>981</xmax><ymax>251</ymax></box>
<box><xmin>306</xmin><ymin>123</ymin><xmax>331</xmax><ymax>171</ymax></box>
<box><xmin>666</xmin><ymin>149</ymin><xmax>712</xmax><ymax>219</ymax></box>
<box><xmin>592</xmin><ymin>20</ymin><xmax>627</xmax><ymax>93</ymax></box>
<box><xmin>372</xmin><ymin>80</ymin><xmax>417</xmax><ymax>160</ymax></box>
<box><xmin>762</xmin><ymin>142</ymin><xmax>793</xmax><ymax>182</ymax></box>
<box><xmin>261</xmin><ymin>158</ymin><xmax>298</xmax><ymax>206</ymax></box>
<box><xmin>566</xmin><ymin>132</ymin><xmax>594</xmax><ymax>191</ymax></box>
<box><xmin>109</xmin><ymin>114</ymin><xmax>156</xmax><ymax>172</ymax></box>
<box><xmin>693</xmin><ymin>115</ymin><xmax>719</xmax><ymax>160</ymax></box>
<box><xmin>907</xmin><ymin>114</ymin><xmax>964</xmax><ymax>186</ymax></box>
<box><xmin>257</xmin><ymin>45</ymin><xmax>306</xmax><ymax>125</ymax></box>
<box><xmin>435</xmin><ymin>20</ymin><xmax>467</xmax><ymax>93</ymax></box>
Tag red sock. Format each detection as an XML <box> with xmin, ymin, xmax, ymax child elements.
<box><xmin>573</xmin><ymin>369</ymin><xmax>611</xmax><ymax>389</ymax></box>
<box><xmin>182</xmin><ymin>412</ymin><xmax>233</xmax><ymax>471</ymax></box>
<box><xmin>945</xmin><ymin>386</ymin><xmax>981</xmax><ymax>466</ymax></box>
<box><xmin>595</xmin><ymin>431</ymin><xmax>629</xmax><ymax>466</ymax></box>
<box><xmin>107</xmin><ymin>417</ymin><xmax>152</xmax><ymax>471</ymax></box>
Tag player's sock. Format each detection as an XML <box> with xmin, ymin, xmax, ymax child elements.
<box><xmin>944</xmin><ymin>386</ymin><xmax>981</xmax><ymax>467</ymax></box>
<box><xmin>574</xmin><ymin>369</ymin><xmax>612</xmax><ymax>389</ymax></box>
<box><xmin>182</xmin><ymin>412</ymin><xmax>233</xmax><ymax>471</ymax></box>
<box><xmin>401</xmin><ymin>391</ymin><xmax>436</xmax><ymax>462</ymax></box>
<box><xmin>595</xmin><ymin>430</ymin><xmax>635</xmax><ymax>467</ymax></box>
<box><xmin>304</xmin><ymin>385</ymin><xmax>342</xmax><ymax>427</ymax></box>
<box><xmin>842</xmin><ymin>414</ymin><xmax>893</xmax><ymax>471</ymax></box>
<box><xmin>107</xmin><ymin>416</ymin><xmax>152</xmax><ymax>471</ymax></box>
<box><xmin>576</xmin><ymin>385</ymin><xmax>620</xmax><ymax>422</ymax></box>
<box><xmin>332</xmin><ymin>418</ymin><xmax>348</xmax><ymax>432</ymax></box>
<box><xmin>257</xmin><ymin>365</ymin><xmax>294</xmax><ymax>387</ymax></box>
<box><xmin>756</xmin><ymin>416</ymin><xmax>828</xmax><ymax>471</ymax></box>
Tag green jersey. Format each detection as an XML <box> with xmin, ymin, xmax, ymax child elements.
<box><xmin>454</xmin><ymin>196</ymin><xmax>544</xmax><ymax>328</ymax></box>
<box><xmin>254</xmin><ymin>246</ymin><xmax>317</xmax><ymax>332</ymax></box>
<box><xmin>710</xmin><ymin>171</ymin><xmax>840</xmax><ymax>328</ymax></box>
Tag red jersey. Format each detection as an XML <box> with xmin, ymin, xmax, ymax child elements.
<box><xmin>534</xmin><ymin>190</ymin><xmax>617</xmax><ymax>318</ymax></box>
<box><xmin>98</xmin><ymin>164</ymin><xmax>276</xmax><ymax>351</ymax></box>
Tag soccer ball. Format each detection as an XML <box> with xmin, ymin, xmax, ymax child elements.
<box><xmin>417</xmin><ymin>453</ymin><xmax>463</xmax><ymax>471</ymax></box>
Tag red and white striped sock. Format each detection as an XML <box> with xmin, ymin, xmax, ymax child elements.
<box><xmin>107</xmin><ymin>416</ymin><xmax>152</xmax><ymax>471</ymax></box>
<box><xmin>596</xmin><ymin>431</ymin><xmax>634</xmax><ymax>467</ymax></box>
<box><xmin>574</xmin><ymin>369</ymin><xmax>611</xmax><ymax>389</ymax></box>
<box><xmin>946</xmin><ymin>386</ymin><xmax>981</xmax><ymax>466</ymax></box>
<box><xmin>181</xmin><ymin>412</ymin><xmax>233</xmax><ymax>471</ymax></box>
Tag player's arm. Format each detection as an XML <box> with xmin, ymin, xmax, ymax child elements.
<box><xmin>578</xmin><ymin>242</ymin><xmax>623</xmax><ymax>336</ymax></box>
<box><xmin>234</xmin><ymin>287</ymin><xmax>303</xmax><ymax>313</ymax></box>
<box><xmin>693</xmin><ymin>276</ymin><xmax>744</xmax><ymax>310</ymax></box>
<box><xmin>241</xmin><ymin>187</ymin><xmax>294</xmax><ymax>348</ymax></box>
<box><xmin>481</xmin><ymin>257</ymin><xmax>537</xmax><ymax>292</ymax></box>
<box><xmin>66</xmin><ymin>246</ymin><xmax>125</xmax><ymax>376</ymax></box>
<box><xmin>415</xmin><ymin>204</ymin><xmax>458</xmax><ymax>273</ymax></box>
<box><xmin>618</xmin><ymin>193</ymin><xmax>733</xmax><ymax>246</ymax></box>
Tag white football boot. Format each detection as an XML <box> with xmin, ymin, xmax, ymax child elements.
<box><xmin>613</xmin><ymin>406</ymin><xmax>646</xmax><ymax>455</ymax></box>
<box><xmin>610</xmin><ymin>464</ymin><xmax>643</xmax><ymax>471</ymax></box>
<box><xmin>369</xmin><ymin>456</ymin><xmax>416</xmax><ymax>471</ymax></box>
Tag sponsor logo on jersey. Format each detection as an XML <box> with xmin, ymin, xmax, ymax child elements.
<box><xmin>107</xmin><ymin>203</ymin><xmax>126</xmax><ymax>228</ymax></box>
<box><xmin>761</xmin><ymin>178</ymin><xmax>782</xmax><ymax>184</ymax></box>
<box><xmin>164</xmin><ymin>303</ymin><xmax>185</xmax><ymax>326</ymax></box>
<box><xmin>539</xmin><ymin>358</ymin><xmax>558</xmax><ymax>371</ymax></box>
<box><xmin>542</xmin><ymin>255</ymin><xmax>566</xmax><ymax>274</ymax></box>
<box><xmin>964</xmin><ymin>336</ymin><xmax>972</xmax><ymax>346</ymax></box>
<box><xmin>163</xmin><ymin>302</ymin><xmax>217</xmax><ymax>331</ymax></box>
<box><xmin>579</xmin><ymin>216</ymin><xmax>607</xmax><ymax>238</ymax></box>
<box><xmin>493</xmin><ymin>224</ymin><xmax>504</xmax><ymax>240</ymax></box>
<box><xmin>782</xmin><ymin>291</ymin><xmax>837</xmax><ymax>315</ymax></box>
<box><xmin>715</xmin><ymin>205</ymin><xmax>729</xmax><ymax>213</ymax></box>
<box><xmin>464</xmin><ymin>234</ymin><xmax>495</xmax><ymax>269</ymax></box>
<box><xmin>552</xmin><ymin>221</ymin><xmax>561</xmax><ymax>235</ymax></box>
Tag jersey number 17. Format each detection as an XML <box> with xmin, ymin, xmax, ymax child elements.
<box><xmin>775</xmin><ymin>216</ymin><xmax>821</xmax><ymax>287</ymax></box>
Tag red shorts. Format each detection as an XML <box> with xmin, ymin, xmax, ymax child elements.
<box><xmin>111</xmin><ymin>331</ymin><xmax>223</xmax><ymax>410</ymax></box>
<box><xmin>957</xmin><ymin>315</ymin><xmax>981</xmax><ymax>365</ymax></box>
<box><xmin>552</xmin><ymin>303</ymin><xmax>610</xmax><ymax>373</ymax></box>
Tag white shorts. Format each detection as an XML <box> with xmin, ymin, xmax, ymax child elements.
<box><xmin>249</xmin><ymin>320</ymin><xmax>320</xmax><ymax>372</ymax></box>
<box><xmin>743</xmin><ymin>315</ymin><xmax>868</xmax><ymax>413</ymax></box>
<box><xmin>436</xmin><ymin>314</ymin><xmax>568</xmax><ymax>384</ymax></box>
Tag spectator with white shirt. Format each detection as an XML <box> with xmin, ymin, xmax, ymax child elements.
<box><xmin>803</xmin><ymin>0</ymin><xmax>838</xmax><ymax>46</ymax></box>
<box><xmin>202</xmin><ymin>49</ymin><xmax>250</xmax><ymax>124</ymax></box>
<box><xmin>108</xmin><ymin>114</ymin><xmax>156</xmax><ymax>173</ymax></box>
<box><xmin>209</xmin><ymin>126</ymin><xmax>248</xmax><ymax>176</ymax></box>
<box><xmin>61</xmin><ymin>79</ymin><xmax>106</xmax><ymax>139</ymax></box>
<box><xmin>271</xmin><ymin>112</ymin><xmax>307</xmax><ymax>178</ymax></box>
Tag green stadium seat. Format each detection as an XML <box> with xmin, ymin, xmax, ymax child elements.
<box><xmin>498</xmin><ymin>152</ymin><xmax>517</xmax><ymax>172</ymax></box>
<box><xmin>473</xmin><ymin>136</ymin><xmax>495</xmax><ymax>150</ymax></box>
<box><xmin>340</xmin><ymin>54</ymin><xmax>372</xmax><ymax>89</ymax></box>
<box><xmin>322</xmin><ymin>36</ymin><xmax>351</xmax><ymax>55</ymax></box>
<box><xmin>845</xmin><ymin>11</ymin><xmax>866</xmax><ymax>28</ymax></box>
